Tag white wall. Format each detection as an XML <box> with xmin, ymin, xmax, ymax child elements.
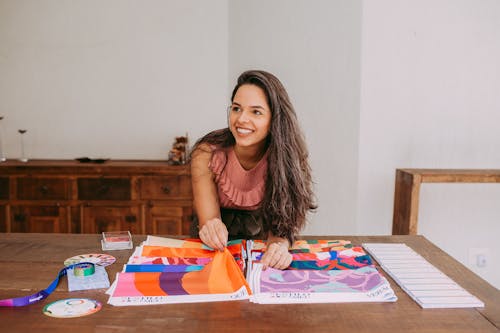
<box><xmin>228</xmin><ymin>0</ymin><xmax>362</xmax><ymax>235</ymax></box>
<box><xmin>359</xmin><ymin>0</ymin><xmax>500</xmax><ymax>288</ymax></box>
<box><xmin>0</xmin><ymin>0</ymin><xmax>228</xmax><ymax>159</ymax></box>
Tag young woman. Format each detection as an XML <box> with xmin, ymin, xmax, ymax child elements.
<box><xmin>190</xmin><ymin>70</ymin><xmax>316</xmax><ymax>269</ymax></box>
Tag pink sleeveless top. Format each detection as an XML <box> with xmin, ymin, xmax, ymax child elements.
<box><xmin>209</xmin><ymin>146</ymin><xmax>268</xmax><ymax>210</ymax></box>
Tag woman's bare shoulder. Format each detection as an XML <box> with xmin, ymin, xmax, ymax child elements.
<box><xmin>191</xmin><ymin>143</ymin><xmax>214</xmax><ymax>176</ymax></box>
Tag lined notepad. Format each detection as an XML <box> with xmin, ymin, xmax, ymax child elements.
<box><xmin>362</xmin><ymin>243</ymin><xmax>484</xmax><ymax>309</ymax></box>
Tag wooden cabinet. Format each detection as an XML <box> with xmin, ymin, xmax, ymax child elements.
<box><xmin>0</xmin><ymin>205</ymin><xmax>6</xmax><ymax>232</ymax></box>
<box><xmin>0</xmin><ymin>177</ymin><xmax>9</xmax><ymax>200</ymax></box>
<box><xmin>0</xmin><ymin>177</ymin><xmax>8</xmax><ymax>232</ymax></box>
<box><xmin>139</xmin><ymin>176</ymin><xmax>192</xmax><ymax>199</ymax></box>
<box><xmin>17</xmin><ymin>177</ymin><xmax>70</xmax><ymax>200</ymax></box>
<box><xmin>139</xmin><ymin>175</ymin><xmax>192</xmax><ymax>235</ymax></box>
<box><xmin>81</xmin><ymin>204</ymin><xmax>142</xmax><ymax>234</ymax></box>
<box><xmin>10</xmin><ymin>204</ymin><xmax>69</xmax><ymax>233</ymax></box>
<box><xmin>0</xmin><ymin>160</ymin><xmax>192</xmax><ymax>234</ymax></box>
<box><xmin>78</xmin><ymin>178</ymin><xmax>131</xmax><ymax>201</ymax></box>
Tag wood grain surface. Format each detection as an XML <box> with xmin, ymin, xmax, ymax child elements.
<box><xmin>0</xmin><ymin>234</ymin><xmax>498</xmax><ymax>333</ymax></box>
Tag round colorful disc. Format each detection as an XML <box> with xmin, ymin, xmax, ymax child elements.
<box><xmin>42</xmin><ymin>298</ymin><xmax>102</xmax><ymax>318</ymax></box>
<box><xmin>64</xmin><ymin>253</ymin><xmax>116</xmax><ymax>267</ymax></box>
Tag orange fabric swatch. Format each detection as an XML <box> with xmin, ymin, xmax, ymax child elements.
<box><xmin>182</xmin><ymin>248</ymin><xmax>251</xmax><ymax>295</ymax></box>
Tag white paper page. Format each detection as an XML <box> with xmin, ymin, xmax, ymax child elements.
<box><xmin>363</xmin><ymin>243</ymin><xmax>484</xmax><ymax>308</ymax></box>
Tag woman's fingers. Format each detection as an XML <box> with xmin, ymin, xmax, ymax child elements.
<box><xmin>261</xmin><ymin>247</ymin><xmax>278</xmax><ymax>269</ymax></box>
<box><xmin>204</xmin><ymin>223</ymin><xmax>222</xmax><ymax>250</ymax></box>
<box><xmin>199</xmin><ymin>218</ymin><xmax>228</xmax><ymax>251</ymax></box>
<box><xmin>208</xmin><ymin>221</ymin><xmax>227</xmax><ymax>251</ymax></box>
<box><xmin>261</xmin><ymin>242</ymin><xmax>291</xmax><ymax>270</ymax></box>
<box><xmin>276</xmin><ymin>251</ymin><xmax>292</xmax><ymax>270</ymax></box>
<box><xmin>215</xmin><ymin>223</ymin><xmax>228</xmax><ymax>251</ymax></box>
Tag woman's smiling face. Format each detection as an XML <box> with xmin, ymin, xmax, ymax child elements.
<box><xmin>229</xmin><ymin>84</ymin><xmax>272</xmax><ymax>150</ymax></box>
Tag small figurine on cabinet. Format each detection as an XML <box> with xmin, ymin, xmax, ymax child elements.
<box><xmin>167</xmin><ymin>134</ymin><xmax>189</xmax><ymax>165</ymax></box>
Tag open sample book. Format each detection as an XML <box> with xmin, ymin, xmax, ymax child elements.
<box><xmin>106</xmin><ymin>237</ymin><xmax>250</xmax><ymax>305</ymax></box>
<box><xmin>106</xmin><ymin>237</ymin><xmax>397</xmax><ymax>306</ymax></box>
<box><xmin>246</xmin><ymin>240</ymin><xmax>397</xmax><ymax>304</ymax></box>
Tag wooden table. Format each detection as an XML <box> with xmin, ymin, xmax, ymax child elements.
<box><xmin>0</xmin><ymin>234</ymin><xmax>498</xmax><ymax>333</ymax></box>
<box><xmin>392</xmin><ymin>169</ymin><xmax>500</xmax><ymax>235</ymax></box>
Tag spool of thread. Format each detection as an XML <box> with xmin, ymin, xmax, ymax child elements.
<box><xmin>73</xmin><ymin>263</ymin><xmax>95</xmax><ymax>277</ymax></box>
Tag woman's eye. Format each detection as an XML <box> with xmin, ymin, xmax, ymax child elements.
<box><xmin>231</xmin><ymin>106</ymin><xmax>241</xmax><ymax>112</ymax></box>
<box><xmin>253</xmin><ymin>110</ymin><xmax>262</xmax><ymax>115</ymax></box>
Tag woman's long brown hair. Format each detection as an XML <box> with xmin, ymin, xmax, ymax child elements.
<box><xmin>191</xmin><ymin>70</ymin><xmax>317</xmax><ymax>242</ymax></box>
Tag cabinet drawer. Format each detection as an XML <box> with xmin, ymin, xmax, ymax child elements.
<box><xmin>0</xmin><ymin>177</ymin><xmax>9</xmax><ymax>199</ymax></box>
<box><xmin>17</xmin><ymin>178</ymin><xmax>69</xmax><ymax>200</ymax></box>
<box><xmin>78</xmin><ymin>178</ymin><xmax>131</xmax><ymax>200</ymax></box>
<box><xmin>148</xmin><ymin>205</ymin><xmax>183</xmax><ymax>235</ymax></box>
<box><xmin>81</xmin><ymin>205</ymin><xmax>142</xmax><ymax>234</ymax></box>
<box><xmin>139</xmin><ymin>176</ymin><xmax>191</xmax><ymax>199</ymax></box>
<box><xmin>149</xmin><ymin>205</ymin><xmax>183</xmax><ymax>217</ymax></box>
<box><xmin>11</xmin><ymin>205</ymin><xmax>68</xmax><ymax>233</ymax></box>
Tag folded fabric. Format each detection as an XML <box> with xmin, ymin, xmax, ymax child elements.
<box><xmin>128</xmin><ymin>256</ymin><xmax>212</xmax><ymax>266</ymax></box>
<box><xmin>141</xmin><ymin>244</ymin><xmax>243</xmax><ymax>259</ymax></box>
<box><xmin>123</xmin><ymin>264</ymin><xmax>204</xmax><ymax>273</ymax></box>
<box><xmin>144</xmin><ymin>236</ymin><xmax>245</xmax><ymax>250</ymax></box>
<box><xmin>107</xmin><ymin>248</ymin><xmax>251</xmax><ymax>306</ymax></box>
<box><xmin>127</xmin><ymin>255</ymin><xmax>245</xmax><ymax>272</ymax></box>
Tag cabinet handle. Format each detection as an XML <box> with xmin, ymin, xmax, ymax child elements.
<box><xmin>97</xmin><ymin>219</ymin><xmax>107</xmax><ymax>230</ymax></box>
<box><xmin>14</xmin><ymin>213</ymin><xmax>26</xmax><ymax>223</ymax></box>
<box><xmin>161</xmin><ymin>185</ymin><xmax>171</xmax><ymax>194</ymax></box>
<box><xmin>125</xmin><ymin>215</ymin><xmax>137</xmax><ymax>223</ymax></box>
<box><xmin>39</xmin><ymin>185</ymin><xmax>49</xmax><ymax>194</ymax></box>
<box><xmin>97</xmin><ymin>185</ymin><xmax>110</xmax><ymax>195</ymax></box>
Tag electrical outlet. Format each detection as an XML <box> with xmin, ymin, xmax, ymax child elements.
<box><xmin>476</xmin><ymin>254</ymin><xmax>487</xmax><ymax>268</ymax></box>
<box><xmin>468</xmin><ymin>248</ymin><xmax>490</xmax><ymax>269</ymax></box>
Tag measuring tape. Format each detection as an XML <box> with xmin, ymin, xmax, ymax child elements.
<box><xmin>73</xmin><ymin>263</ymin><xmax>95</xmax><ymax>277</ymax></box>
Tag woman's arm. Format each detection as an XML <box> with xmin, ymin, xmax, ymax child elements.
<box><xmin>260</xmin><ymin>232</ymin><xmax>293</xmax><ymax>270</ymax></box>
<box><xmin>191</xmin><ymin>144</ymin><xmax>228</xmax><ymax>251</ymax></box>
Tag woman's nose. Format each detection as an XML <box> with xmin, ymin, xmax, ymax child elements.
<box><xmin>237</xmin><ymin>109</ymin><xmax>250</xmax><ymax>123</ymax></box>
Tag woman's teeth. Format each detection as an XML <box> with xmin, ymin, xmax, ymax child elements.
<box><xmin>237</xmin><ymin>128</ymin><xmax>253</xmax><ymax>134</ymax></box>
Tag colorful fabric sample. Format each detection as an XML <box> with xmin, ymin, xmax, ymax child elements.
<box><xmin>248</xmin><ymin>264</ymin><xmax>397</xmax><ymax>304</ymax></box>
<box><xmin>128</xmin><ymin>256</ymin><xmax>212</xmax><ymax>266</ymax></box>
<box><xmin>250</xmin><ymin>239</ymin><xmax>352</xmax><ymax>252</ymax></box>
<box><xmin>144</xmin><ymin>236</ymin><xmax>245</xmax><ymax>250</ymax></box>
<box><xmin>249</xmin><ymin>241</ymin><xmax>372</xmax><ymax>270</ymax></box>
<box><xmin>141</xmin><ymin>245</ymin><xmax>241</xmax><ymax>258</ymax></box>
<box><xmin>287</xmin><ymin>256</ymin><xmax>371</xmax><ymax>270</ymax></box>
<box><xmin>123</xmin><ymin>264</ymin><xmax>204</xmax><ymax>273</ymax></box>
<box><xmin>107</xmin><ymin>249</ymin><xmax>251</xmax><ymax>306</ymax></box>
<box><xmin>128</xmin><ymin>237</ymin><xmax>246</xmax><ymax>271</ymax></box>
<box><xmin>137</xmin><ymin>243</ymin><xmax>246</xmax><ymax>271</ymax></box>
<box><xmin>107</xmin><ymin>236</ymin><xmax>396</xmax><ymax>306</ymax></box>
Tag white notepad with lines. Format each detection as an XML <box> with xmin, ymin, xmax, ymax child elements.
<box><xmin>362</xmin><ymin>243</ymin><xmax>484</xmax><ymax>309</ymax></box>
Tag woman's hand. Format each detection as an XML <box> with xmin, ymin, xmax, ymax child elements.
<box><xmin>260</xmin><ymin>240</ymin><xmax>292</xmax><ymax>270</ymax></box>
<box><xmin>198</xmin><ymin>218</ymin><xmax>228</xmax><ymax>251</ymax></box>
